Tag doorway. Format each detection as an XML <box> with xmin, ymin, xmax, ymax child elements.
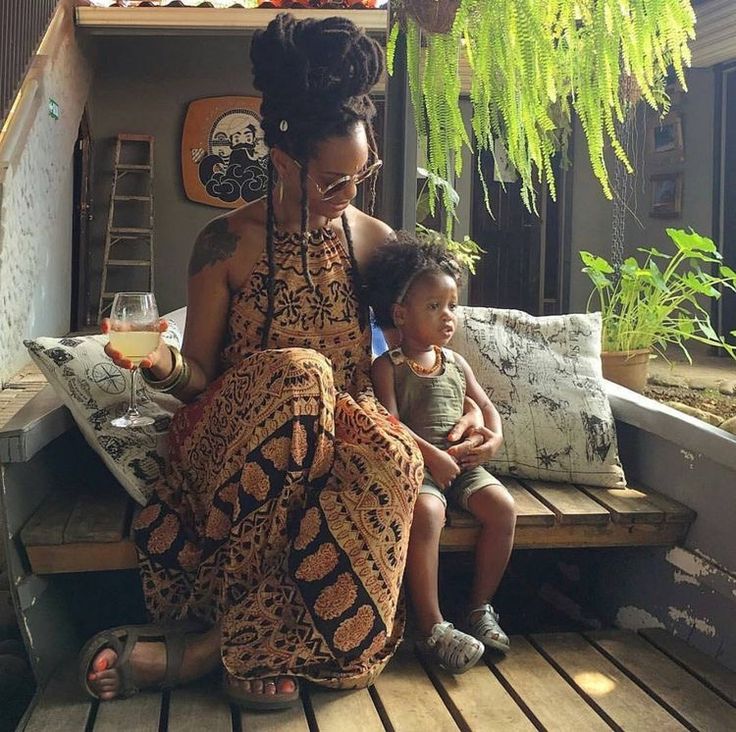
<box><xmin>468</xmin><ymin>151</ymin><xmax>563</xmax><ymax>315</ymax></box>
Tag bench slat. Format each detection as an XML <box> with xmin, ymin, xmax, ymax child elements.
<box><xmin>64</xmin><ymin>491</ymin><xmax>130</xmax><ymax>543</ymax></box>
<box><xmin>578</xmin><ymin>485</ymin><xmax>666</xmax><ymax>524</ymax></box>
<box><xmin>521</xmin><ymin>481</ymin><xmax>611</xmax><ymax>525</ymax></box>
<box><xmin>240</xmin><ymin>699</ymin><xmax>311</xmax><ymax>732</ymax></box>
<box><xmin>308</xmin><ymin>688</ymin><xmax>383</xmax><ymax>732</ymax></box>
<box><xmin>21</xmin><ymin>491</ymin><xmax>76</xmax><ymax>546</ymax></box>
<box><xmin>22</xmin><ymin>477</ymin><xmax>695</xmax><ymax>571</ymax></box>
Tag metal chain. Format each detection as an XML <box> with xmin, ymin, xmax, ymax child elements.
<box><xmin>610</xmin><ymin>76</ymin><xmax>637</xmax><ymax>275</ymax></box>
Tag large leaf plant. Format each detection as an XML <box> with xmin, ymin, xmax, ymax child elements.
<box><xmin>388</xmin><ymin>0</ymin><xmax>696</xmax><ymax>219</ymax></box>
<box><xmin>580</xmin><ymin>229</ymin><xmax>736</xmax><ymax>361</ymax></box>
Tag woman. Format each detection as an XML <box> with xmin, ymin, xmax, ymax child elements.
<box><xmin>81</xmin><ymin>13</ymin><xmax>486</xmax><ymax>710</ymax></box>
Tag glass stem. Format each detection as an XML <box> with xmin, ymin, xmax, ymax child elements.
<box><xmin>129</xmin><ymin>367</ymin><xmax>139</xmax><ymax>415</ymax></box>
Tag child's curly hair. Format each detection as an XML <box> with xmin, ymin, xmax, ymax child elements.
<box><xmin>364</xmin><ymin>231</ymin><xmax>463</xmax><ymax>329</ymax></box>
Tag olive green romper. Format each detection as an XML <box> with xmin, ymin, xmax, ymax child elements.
<box><xmin>388</xmin><ymin>347</ymin><xmax>499</xmax><ymax>509</ymax></box>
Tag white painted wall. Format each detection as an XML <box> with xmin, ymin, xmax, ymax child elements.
<box><xmin>567</xmin><ymin>68</ymin><xmax>717</xmax><ymax>313</ymax></box>
<box><xmin>0</xmin><ymin>18</ymin><xmax>91</xmax><ymax>385</ymax></box>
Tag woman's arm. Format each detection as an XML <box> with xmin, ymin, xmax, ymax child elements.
<box><xmin>449</xmin><ymin>353</ymin><xmax>503</xmax><ymax>468</ymax></box>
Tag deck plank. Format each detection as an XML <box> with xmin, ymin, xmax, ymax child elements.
<box><xmin>240</xmin><ymin>698</ymin><xmax>310</xmax><ymax>731</ymax></box>
<box><xmin>640</xmin><ymin>628</ymin><xmax>736</xmax><ymax>706</ymax></box>
<box><xmin>372</xmin><ymin>647</ymin><xmax>460</xmax><ymax>731</ymax></box>
<box><xmin>587</xmin><ymin>630</ymin><xmax>736</xmax><ymax>731</ymax></box>
<box><xmin>24</xmin><ymin>663</ymin><xmax>92</xmax><ymax>732</ymax></box>
<box><xmin>521</xmin><ymin>481</ymin><xmax>611</xmax><ymax>525</ymax></box>
<box><xmin>423</xmin><ymin>658</ymin><xmax>536</xmax><ymax>731</ymax></box>
<box><xmin>93</xmin><ymin>691</ymin><xmax>162</xmax><ymax>731</ymax></box>
<box><xmin>532</xmin><ymin>632</ymin><xmax>687</xmax><ymax>731</ymax></box>
<box><xmin>492</xmin><ymin>636</ymin><xmax>609</xmax><ymax>731</ymax></box>
<box><xmin>168</xmin><ymin>679</ymin><xmax>233</xmax><ymax>731</ymax></box>
<box><xmin>308</xmin><ymin>687</ymin><xmax>383</xmax><ymax>732</ymax></box>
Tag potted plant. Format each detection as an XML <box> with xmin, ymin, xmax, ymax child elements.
<box><xmin>580</xmin><ymin>228</ymin><xmax>736</xmax><ymax>392</ymax></box>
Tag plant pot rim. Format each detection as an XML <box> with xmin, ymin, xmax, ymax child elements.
<box><xmin>601</xmin><ymin>348</ymin><xmax>652</xmax><ymax>357</ymax></box>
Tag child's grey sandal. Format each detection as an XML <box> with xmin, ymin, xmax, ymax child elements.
<box><xmin>417</xmin><ymin>621</ymin><xmax>484</xmax><ymax>674</ymax></box>
<box><xmin>467</xmin><ymin>604</ymin><xmax>510</xmax><ymax>653</ymax></box>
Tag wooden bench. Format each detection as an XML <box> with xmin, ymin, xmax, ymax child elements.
<box><xmin>19</xmin><ymin>469</ymin><xmax>695</xmax><ymax>575</ymax></box>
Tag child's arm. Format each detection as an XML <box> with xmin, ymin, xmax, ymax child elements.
<box><xmin>448</xmin><ymin>353</ymin><xmax>504</xmax><ymax>469</ymax></box>
<box><xmin>371</xmin><ymin>355</ymin><xmax>460</xmax><ymax>489</ymax></box>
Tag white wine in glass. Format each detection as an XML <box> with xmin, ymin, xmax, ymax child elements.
<box><xmin>109</xmin><ymin>292</ymin><xmax>160</xmax><ymax>428</ymax></box>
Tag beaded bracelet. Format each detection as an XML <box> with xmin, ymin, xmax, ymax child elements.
<box><xmin>140</xmin><ymin>345</ymin><xmax>183</xmax><ymax>391</ymax></box>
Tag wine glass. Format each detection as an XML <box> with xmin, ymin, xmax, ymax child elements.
<box><xmin>108</xmin><ymin>292</ymin><xmax>160</xmax><ymax>428</ymax></box>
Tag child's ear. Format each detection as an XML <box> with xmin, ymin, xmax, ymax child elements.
<box><xmin>391</xmin><ymin>302</ymin><xmax>405</xmax><ymax>327</ymax></box>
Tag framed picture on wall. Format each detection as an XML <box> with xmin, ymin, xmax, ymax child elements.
<box><xmin>647</xmin><ymin>112</ymin><xmax>684</xmax><ymax>167</ymax></box>
<box><xmin>182</xmin><ymin>96</ymin><xmax>268</xmax><ymax>209</ymax></box>
<box><xmin>649</xmin><ymin>172</ymin><xmax>683</xmax><ymax>218</ymax></box>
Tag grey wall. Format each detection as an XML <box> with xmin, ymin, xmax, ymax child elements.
<box><xmin>567</xmin><ymin>68</ymin><xmax>717</xmax><ymax>313</ymax></box>
<box><xmin>87</xmin><ymin>35</ymin><xmax>258</xmax><ymax>317</ymax></box>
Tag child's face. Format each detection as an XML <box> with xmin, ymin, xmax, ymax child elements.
<box><xmin>394</xmin><ymin>272</ymin><xmax>459</xmax><ymax>347</ymax></box>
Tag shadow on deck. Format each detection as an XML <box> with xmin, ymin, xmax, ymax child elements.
<box><xmin>21</xmin><ymin>629</ymin><xmax>736</xmax><ymax>731</ymax></box>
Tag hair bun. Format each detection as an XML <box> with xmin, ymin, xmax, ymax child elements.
<box><xmin>251</xmin><ymin>13</ymin><xmax>383</xmax><ymax>108</ymax></box>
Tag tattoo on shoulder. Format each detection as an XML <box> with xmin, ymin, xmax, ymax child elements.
<box><xmin>188</xmin><ymin>218</ymin><xmax>240</xmax><ymax>276</ymax></box>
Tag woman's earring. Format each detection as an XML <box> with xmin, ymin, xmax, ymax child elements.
<box><xmin>278</xmin><ymin>179</ymin><xmax>285</xmax><ymax>206</ymax></box>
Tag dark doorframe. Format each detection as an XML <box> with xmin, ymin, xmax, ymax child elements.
<box><xmin>71</xmin><ymin>108</ymin><xmax>92</xmax><ymax>331</ymax></box>
<box><xmin>468</xmin><ymin>152</ymin><xmax>563</xmax><ymax>315</ymax></box>
<box><xmin>715</xmin><ymin>63</ymin><xmax>736</xmax><ymax>343</ymax></box>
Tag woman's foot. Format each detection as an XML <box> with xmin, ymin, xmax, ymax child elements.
<box><xmin>87</xmin><ymin>642</ymin><xmax>165</xmax><ymax>700</ymax></box>
<box><xmin>83</xmin><ymin>623</ymin><xmax>221</xmax><ymax>701</ymax></box>
<box><xmin>224</xmin><ymin>672</ymin><xmax>300</xmax><ymax>710</ymax></box>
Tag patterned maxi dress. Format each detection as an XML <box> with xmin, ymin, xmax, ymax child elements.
<box><xmin>132</xmin><ymin>226</ymin><xmax>423</xmax><ymax>688</ymax></box>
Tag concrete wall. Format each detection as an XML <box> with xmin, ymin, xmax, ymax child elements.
<box><xmin>0</xmin><ymin>13</ymin><xmax>92</xmax><ymax>385</ymax></box>
<box><xmin>567</xmin><ymin>68</ymin><xmax>717</xmax><ymax>312</ymax></box>
<box><xmin>86</xmin><ymin>35</ymin><xmax>259</xmax><ymax>317</ymax></box>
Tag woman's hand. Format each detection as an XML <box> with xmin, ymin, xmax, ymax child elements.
<box><xmin>425</xmin><ymin>446</ymin><xmax>461</xmax><ymax>490</ymax></box>
<box><xmin>102</xmin><ymin>318</ymin><xmax>169</xmax><ymax>371</ymax></box>
<box><xmin>448</xmin><ymin>425</ymin><xmax>503</xmax><ymax>469</ymax></box>
<box><xmin>446</xmin><ymin>396</ymin><xmax>484</xmax><ymax>446</ymax></box>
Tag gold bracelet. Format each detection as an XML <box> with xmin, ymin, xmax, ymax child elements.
<box><xmin>140</xmin><ymin>345</ymin><xmax>183</xmax><ymax>391</ymax></box>
<box><xmin>168</xmin><ymin>355</ymin><xmax>192</xmax><ymax>399</ymax></box>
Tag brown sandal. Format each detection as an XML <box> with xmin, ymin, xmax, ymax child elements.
<box><xmin>223</xmin><ymin>671</ymin><xmax>301</xmax><ymax>711</ymax></box>
<box><xmin>78</xmin><ymin>620</ymin><xmax>205</xmax><ymax>700</ymax></box>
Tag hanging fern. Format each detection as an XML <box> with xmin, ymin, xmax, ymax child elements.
<box><xmin>389</xmin><ymin>0</ymin><xmax>695</xmax><ymax>219</ymax></box>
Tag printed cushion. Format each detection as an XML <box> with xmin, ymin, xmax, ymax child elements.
<box><xmin>24</xmin><ymin>320</ymin><xmax>183</xmax><ymax>506</ymax></box>
<box><xmin>450</xmin><ymin>307</ymin><xmax>626</xmax><ymax>487</ymax></box>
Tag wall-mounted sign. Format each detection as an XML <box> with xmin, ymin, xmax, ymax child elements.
<box><xmin>181</xmin><ymin>96</ymin><xmax>269</xmax><ymax>209</ymax></box>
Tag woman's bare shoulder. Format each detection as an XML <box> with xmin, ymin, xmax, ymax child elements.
<box><xmin>188</xmin><ymin>200</ymin><xmax>266</xmax><ymax>278</ymax></box>
<box><xmin>343</xmin><ymin>206</ymin><xmax>394</xmax><ymax>264</ymax></box>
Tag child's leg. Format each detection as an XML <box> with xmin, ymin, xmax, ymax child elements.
<box><xmin>408</xmin><ymin>487</ymin><xmax>485</xmax><ymax>673</ymax></box>
<box><xmin>464</xmin><ymin>481</ymin><xmax>516</xmax><ymax>607</ymax></box>
<box><xmin>405</xmin><ymin>491</ymin><xmax>446</xmax><ymax>636</ymax></box>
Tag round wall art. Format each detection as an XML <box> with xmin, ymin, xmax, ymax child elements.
<box><xmin>182</xmin><ymin>96</ymin><xmax>269</xmax><ymax>208</ymax></box>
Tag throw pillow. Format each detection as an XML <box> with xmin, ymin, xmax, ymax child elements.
<box><xmin>25</xmin><ymin>321</ymin><xmax>183</xmax><ymax>505</ymax></box>
<box><xmin>450</xmin><ymin>307</ymin><xmax>626</xmax><ymax>487</ymax></box>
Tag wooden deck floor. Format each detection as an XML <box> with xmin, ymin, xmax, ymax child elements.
<box><xmin>22</xmin><ymin>629</ymin><xmax>736</xmax><ymax>731</ymax></box>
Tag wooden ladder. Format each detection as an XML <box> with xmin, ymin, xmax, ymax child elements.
<box><xmin>97</xmin><ymin>133</ymin><xmax>155</xmax><ymax>322</ymax></box>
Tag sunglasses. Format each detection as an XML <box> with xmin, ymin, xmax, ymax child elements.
<box><xmin>289</xmin><ymin>154</ymin><xmax>383</xmax><ymax>201</ymax></box>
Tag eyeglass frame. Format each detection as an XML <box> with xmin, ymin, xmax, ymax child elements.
<box><xmin>287</xmin><ymin>153</ymin><xmax>383</xmax><ymax>202</ymax></box>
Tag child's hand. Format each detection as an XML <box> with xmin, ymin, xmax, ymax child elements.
<box><xmin>447</xmin><ymin>426</ymin><xmax>503</xmax><ymax>469</ymax></box>
<box><xmin>425</xmin><ymin>447</ymin><xmax>461</xmax><ymax>490</ymax></box>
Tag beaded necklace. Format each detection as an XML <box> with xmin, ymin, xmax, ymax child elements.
<box><xmin>404</xmin><ymin>345</ymin><xmax>443</xmax><ymax>376</ymax></box>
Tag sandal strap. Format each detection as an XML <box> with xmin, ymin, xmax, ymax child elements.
<box><xmin>162</xmin><ymin>629</ymin><xmax>188</xmax><ymax>690</ymax></box>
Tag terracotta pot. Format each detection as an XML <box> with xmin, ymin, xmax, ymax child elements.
<box><xmin>405</xmin><ymin>0</ymin><xmax>461</xmax><ymax>34</ymax></box>
<box><xmin>601</xmin><ymin>349</ymin><xmax>651</xmax><ymax>392</ymax></box>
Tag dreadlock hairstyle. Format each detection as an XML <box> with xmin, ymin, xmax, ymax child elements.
<box><xmin>250</xmin><ymin>12</ymin><xmax>384</xmax><ymax>348</ymax></box>
<box><xmin>364</xmin><ymin>231</ymin><xmax>464</xmax><ymax>330</ymax></box>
